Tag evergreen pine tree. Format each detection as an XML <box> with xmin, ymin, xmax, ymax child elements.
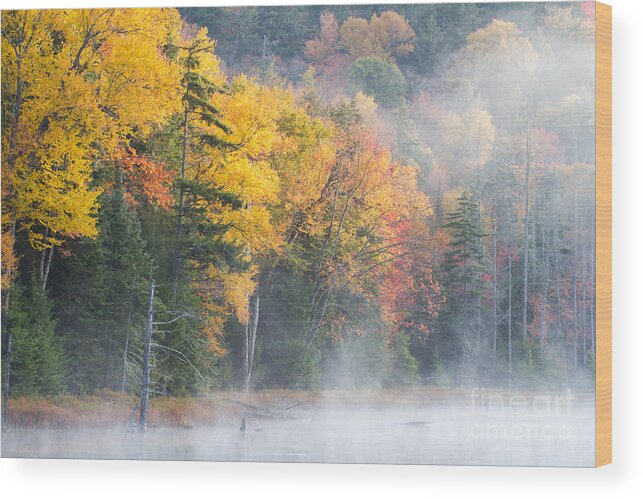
<box><xmin>169</xmin><ymin>33</ymin><xmax>241</xmax><ymax>306</ymax></box>
<box><xmin>8</xmin><ymin>283</ymin><xmax>68</xmax><ymax>396</ymax></box>
<box><xmin>442</xmin><ymin>192</ymin><xmax>487</xmax><ymax>384</ymax></box>
<box><xmin>51</xmin><ymin>187</ymin><xmax>151</xmax><ymax>392</ymax></box>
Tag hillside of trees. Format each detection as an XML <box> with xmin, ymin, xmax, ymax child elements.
<box><xmin>1</xmin><ymin>3</ymin><xmax>596</xmax><ymax>399</ymax></box>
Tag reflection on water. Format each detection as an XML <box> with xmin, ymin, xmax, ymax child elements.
<box><xmin>1</xmin><ymin>394</ymin><xmax>595</xmax><ymax>466</ymax></box>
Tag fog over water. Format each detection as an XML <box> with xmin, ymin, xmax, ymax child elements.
<box><xmin>2</xmin><ymin>391</ymin><xmax>595</xmax><ymax>466</ymax></box>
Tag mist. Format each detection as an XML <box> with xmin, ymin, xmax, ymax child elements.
<box><xmin>2</xmin><ymin>389</ymin><xmax>595</xmax><ymax>466</ymax></box>
<box><xmin>2</xmin><ymin>3</ymin><xmax>597</xmax><ymax>465</ymax></box>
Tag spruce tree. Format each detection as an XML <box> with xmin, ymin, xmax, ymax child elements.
<box><xmin>7</xmin><ymin>283</ymin><xmax>68</xmax><ymax>396</ymax></box>
<box><xmin>169</xmin><ymin>33</ymin><xmax>240</xmax><ymax>306</ymax></box>
<box><xmin>444</xmin><ymin>192</ymin><xmax>486</xmax><ymax>300</ymax></box>
<box><xmin>442</xmin><ymin>192</ymin><xmax>486</xmax><ymax>383</ymax></box>
<box><xmin>51</xmin><ymin>187</ymin><xmax>151</xmax><ymax>392</ymax></box>
<box><xmin>95</xmin><ymin>188</ymin><xmax>152</xmax><ymax>392</ymax></box>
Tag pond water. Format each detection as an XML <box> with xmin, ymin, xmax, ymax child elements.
<box><xmin>1</xmin><ymin>393</ymin><xmax>595</xmax><ymax>467</ymax></box>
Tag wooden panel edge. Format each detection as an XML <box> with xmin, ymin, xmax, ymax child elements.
<box><xmin>595</xmin><ymin>1</ymin><xmax>612</xmax><ymax>468</ymax></box>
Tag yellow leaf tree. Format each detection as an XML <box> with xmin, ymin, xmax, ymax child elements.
<box><xmin>339</xmin><ymin>11</ymin><xmax>416</xmax><ymax>62</ymax></box>
<box><xmin>1</xmin><ymin>8</ymin><xmax>182</xmax><ymax>289</ymax></box>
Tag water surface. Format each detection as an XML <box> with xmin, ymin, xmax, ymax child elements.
<box><xmin>1</xmin><ymin>393</ymin><xmax>595</xmax><ymax>466</ymax></box>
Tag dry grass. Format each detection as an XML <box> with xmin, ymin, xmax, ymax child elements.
<box><xmin>5</xmin><ymin>390</ymin><xmax>137</xmax><ymax>429</ymax></box>
<box><xmin>3</xmin><ymin>389</ymin><xmax>329</xmax><ymax>429</ymax></box>
<box><xmin>0</xmin><ymin>387</ymin><xmax>445</xmax><ymax>429</ymax></box>
<box><xmin>5</xmin><ymin>398</ymin><xmax>81</xmax><ymax>429</ymax></box>
<box><xmin>3</xmin><ymin>387</ymin><xmax>590</xmax><ymax>429</ymax></box>
<box><xmin>4</xmin><ymin>390</ymin><xmax>251</xmax><ymax>429</ymax></box>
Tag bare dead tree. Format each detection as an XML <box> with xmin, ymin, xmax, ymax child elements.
<box><xmin>521</xmin><ymin>113</ymin><xmax>532</xmax><ymax>342</ymax></box>
<box><xmin>139</xmin><ymin>277</ymin><xmax>155</xmax><ymax>432</ymax></box>
<box><xmin>242</xmin><ymin>295</ymin><xmax>260</xmax><ymax>392</ymax></box>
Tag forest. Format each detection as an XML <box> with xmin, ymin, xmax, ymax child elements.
<box><xmin>1</xmin><ymin>2</ymin><xmax>596</xmax><ymax>409</ymax></box>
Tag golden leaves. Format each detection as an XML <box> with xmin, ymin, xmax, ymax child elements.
<box><xmin>339</xmin><ymin>11</ymin><xmax>416</xmax><ymax>62</ymax></box>
<box><xmin>1</xmin><ymin>8</ymin><xmax>183</xmax><ymax>251</ymax></box>
<box><xmin>1</xmin><ymin>8</ymin><xmax>435</xmax><ymax>351</ymax></box>
<box><xmin>1</xmin><ymin>229</ymin><xmax>18</xmax><ymax>291</ymax></box>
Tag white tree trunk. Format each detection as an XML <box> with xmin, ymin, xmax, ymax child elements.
<box><xmin>139</xmin><ymin>278</ymin><xmax>155</xmax><ymax>431</ymax></box>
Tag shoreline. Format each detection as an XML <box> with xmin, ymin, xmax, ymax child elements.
<box><xmin>1</xmin><ymin>387</ymin><xmax>596</xmax><ymax>430</ymax></box>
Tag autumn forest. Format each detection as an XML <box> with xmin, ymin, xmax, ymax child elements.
<box><xmin>1</xmin><ymin>2</ymin><xmax>597</xmax><ymax>411</ymax></box>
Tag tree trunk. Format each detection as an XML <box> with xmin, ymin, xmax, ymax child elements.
<box><xmin>540</xmin><ymin>242</ymin><xmax>549</xmax><ymax>353</ymax></box>
<box><xmin>508</xmin><ymin>256</ymin><xmax>513</xmax><ymax>387</ymax></box>
<box><xmin>476</xmin><ymin>296</ymin><xmax>482</xmax><ymax>369</ymax></box>
<box><xmin>522</xmin><ymin>118</ymin><xmax>531</xmax><ymax>341</ymax></box>
<box><xmin>243</xmin><ymin>320</ymin><xmax>250</xmax><ymax>391</ymax></box>
<box><xmin>38</xmin><ymin>227</ymin><xmax>54</xmax><ymax>291</ymax></box>
<box><xmin>491</xmin><ymin>161</ymin><xmax>498</xmax><ymax>360</ymax></box>
<box><xmin>540</xmin><ymin>207</ymin><xmax>549</xmax><ymax>353</ymax></box>
<box><xmin>120</xmin><ymin>281</ymin><xmax>135</xmax><ymax>392</ymax></box>
<box><xmin>573</xmin><ymin>182</ymin><xmax>579</xmax><ymax>374</ymax></box>
<box><xmin>41</xmin><ymin>245</ymin><xmax>54</xmax><ymax>291</ymax></box>
<box><xmin>139</xmin><ymin>278</ymin><xmax>155</xmax><ymax>432</ymax></box>
<box><xmin>552</xmin><ymin>210</ymin><xmax>568</xmax><ymax>384</ymax></box>
<box><xmin>306</xmin><ymin>289</ymin><xmax>330</xmax><ymax>348</ymax></box>
<box><xmin>580</xmin><ymin>202</ymin><xmax>588</xmax><ymax>363</ymax></box>
<box><xmin>39</xmin><ymin>249</ymin><xmax>45</xmax><ymax>286</ymax></box>
<box><xmin>242</xmin><ymin>296</ymin><xmax>261</xmax><ymax>391</ymax></box>
<box><xmin>249</xmin><ymin>297</ymin><xmax>259</xmax><ymax>379</ymax></box>
<box><xmin>120</xmin><ymin>327</ymin><xmax>130</xmax><ymax>393</ymax></box>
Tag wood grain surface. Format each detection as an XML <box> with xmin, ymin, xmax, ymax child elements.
<box><xmin>595</xmin><ymin>1</ymin><xmax>612</xmax><ymax>468</ymax></box>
